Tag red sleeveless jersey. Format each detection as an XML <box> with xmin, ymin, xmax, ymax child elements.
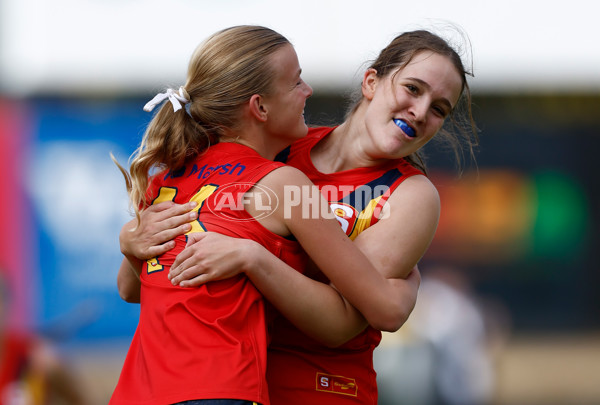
<box><xmin>268</xmin><ymin>127</ymin><xmax>423</xmax><ymax>405</ymax></box>
<box><xmin>111</xmin><ymin>142</ymin><xmax>307</xmax><ymax>405</ymax></box>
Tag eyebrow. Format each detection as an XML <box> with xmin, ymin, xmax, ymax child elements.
<box><xmin>406</xmin><ymin>77</ymin><xmax>454</xmax><ymax>110</ymax></box>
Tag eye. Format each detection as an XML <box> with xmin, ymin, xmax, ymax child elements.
<box><xmin>405</xmin><ymin>84</ymin><xmax>419</xmax><ymax>94</ymax></box>
<box><xmin>432</xmin><ymin>105</ymin><xmax>448</xmax><ymax>118</ymax></box>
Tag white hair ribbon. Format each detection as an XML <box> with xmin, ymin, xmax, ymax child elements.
<box><xmin>143</xmin><ymin>87</ymin><xmax>189</xmax><ymax>112</ymax></box>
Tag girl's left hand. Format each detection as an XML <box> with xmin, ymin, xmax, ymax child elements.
<box><xmin>120</xmin><ymin>201</ymin><xmax>197</xmax><ymax>260</ymax></box>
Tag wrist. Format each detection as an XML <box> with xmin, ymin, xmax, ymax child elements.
<box><xmin>119</xmin><ymin>233</ymin><xmax>134</xmax><ymax>257</ymax></box>
<box><xmin>124</xmin><ymin>254</ymin><xmax>143</xmax><ymax>277</ymax></box>
<box><xmin>240</xmin><ymin>239</ymin><xmax>263</xmax><ymax>277</ymax></box>
<box><xmin>119</xmin><ymin>219</ymin><xmax>137</xmax><ymax>256</ymax></box>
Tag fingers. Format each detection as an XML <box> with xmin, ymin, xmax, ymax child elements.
<box><xmin>142</xmin><ymin>201</ymin><xmax>198</xmax><ymax>229</ymax></box>
<box><xmin>155</xmin><ymin>221</ymin><xmax>193</xmax><ymax>244</ymax></box>
<box><xmin>145</xmin><ymin>240</ymin><xmax>177</xmax><ymax>259</ymax></box>
<box><xmin>168</xmin><ymin>232</ymin><xmax>206</xmax><ymax>271</ymax></box>
<box><xmin>134</xmin><ymin>202</ymin><xmax>199</xmax><ymax>250</ymax></box>
<box><xmin>179</xmin><ymin>273</ymin><xmax>213</xmax><ymax>288</ymax></box>
<box><xmin>146</xmin><ymin>200</ymin><xmax>195</xmax><ymax>214</ymax></box>
<box><xmin>167</xmin><ymin>232</ymin><xmax>245</xmax><ymax>288</ymax></box>
<box><xmin>185</xmin><ymin>232</ymin><xmax>209</xmax><ymax>246</ymax></box>
<box><xmin>121</xmin><ymin>201</ymin><xmax>200</xmax><ymax>262</ymax></box>
<box><xmin>171</xmin><ymin>267</ymin><xmax>207</xmax><ymax>287</ymax></box>
<box><xmin>170</xmin><ymin>248</ymin><xmax>194</xmax><ymax>277</ymax></box>
<box><xmin>170</xmin><ymin>264</ymin><xmax>209</xmax><ymax>286</ymax></box>
<box><xmin>145</xmin><ymin>200</ymin><xmax>177</xmax><ymax>212</ymax></box>
<box><xmin>160</xmin><ymin>205</ymin><xmax>198</xmax><ymax>232</ymax></box>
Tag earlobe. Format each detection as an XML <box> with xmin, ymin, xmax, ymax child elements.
<box><xmin>249</xmin><ymin>94</ymin><xmax>268</xmax><ymax>122</ymax></box>
<box><xmin>362</xmin><ymin>68</ymin><xmax>378</xmax><ymax>100</ymax></box>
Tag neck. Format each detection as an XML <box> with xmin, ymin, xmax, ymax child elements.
<box><xmin>221</xmin><ymin>128</ymin><xmax>286</xmax><ymax>161</ymax></box>
<box><xmin>313</xmin><ymin>112</ymin><xmax>385</xmax><ymax>173</ymax></box>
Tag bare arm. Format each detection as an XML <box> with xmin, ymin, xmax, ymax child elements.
<box><xmin>243</xmin><ymin>248</ymin><xmax>422</xmax><ymax>345</ymax></box>
<box><xmin>171</xmin><ymin>231</ymin><xmax>405</xmax><ymax>346</ymax></box>
<box><xmin>117</xmin><ymin>257</ymin><xmax>142</xmax><ymax>303</ymax></box>
<box><xmin>270</xmin><ymin>168</ymin><xmax>434</xmax><ymax>331</ymax></box>
<box><xmin>354</xmin><ymin>175</ymin><xmax>440</xmax><ymax>280</ymax></box>
<box><xmin>170</xmin><ymin>169</ymin><xmax>436</xmax><ymax>344</ymax></box>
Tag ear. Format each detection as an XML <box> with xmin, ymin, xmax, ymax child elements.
<box><xmin>248</xmin><ymin>94</ymin><xmax>268</xmax><ymax>122</ymax></box>
<box><xmin>361</xmin><ymin>68</ymin><xmax>378</xmax><ymax>101</ymax></box>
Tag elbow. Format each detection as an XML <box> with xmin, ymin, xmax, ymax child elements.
<box><xmin>368</xmin><ymin>306</ymin><xmax>411</xmax><ymax>333</ymax></box>
<box><xmin>370</xmin><ymin>319</ymin><xmax>403</xmax><ymax>334</ymax></box>
<box><xmin>366</xmin><ymin>285</ymin><xmax>419</xmax><ymax>332</ymax></box>
<box><xmin>119</xmin><ymin>288</ymin><xmax>140</xmax><ymax>303</ymax></box>
<box><xmin>371</xmin><ymin>316</ymin><xmax>407</xmax><ymax>333</ymax></box>
<box><xmin>117</xmin><ymin>280</ymin><xmax>141</xmax><ymax>303</ymax></box>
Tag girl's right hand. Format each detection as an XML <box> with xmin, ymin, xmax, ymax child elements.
<box><xmin>169</xmin><ymin>232</ymin><xmax>261</xmax><ymax>287</ymax></box>
<box><xmin>119</xmin><ymin>201</ymin><xmax>198</xmax><ymax>260</ymax></box>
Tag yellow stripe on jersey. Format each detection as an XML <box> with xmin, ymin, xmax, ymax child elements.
<box><xmin>348</xmin><ymin>195</ymin><xmax>383</xmax><ymax>240</ymax></box>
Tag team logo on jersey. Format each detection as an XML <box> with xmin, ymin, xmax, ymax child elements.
<box><xmin>330</xmin><ymin>195</ymin><xmax>385</xmax><ymax>240</ymax></box>
<box><xmin>315</xmin><ymin>372</ymin><xmax>358</xmax><ymax>397</ymax></box>
<box><xmin>330</xmin><ymin>202</ymin><xmax>359</xmax><ymax>235</ymax></box>
<box><xmin>324</xmin><ymin>169</ymin><xmax>406</xmax><ymax>239</ymax></box>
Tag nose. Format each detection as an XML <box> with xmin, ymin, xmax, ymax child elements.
<box><xmin>408</xmin><ymin>98</ymin><xmax>428</xmax><ymax>123</ymax></box>
<box><xmin>303</xmin><ymin>81</ymin><xmax>313</xmax><ymax>98</ymax></box>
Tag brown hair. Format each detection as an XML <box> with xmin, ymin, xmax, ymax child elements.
<box><xmin>116</xmin><ymin>25</ymin><xmax>290</xmax><ymax>218</ymax></box>
<box><xmin>348</xmin><ymin>29</ymin><xmax>478</xmax><ymax>174</ymax></box>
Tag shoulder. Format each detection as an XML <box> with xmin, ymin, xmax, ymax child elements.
<box><xmin>393</xmin><ymin>174</ymin><xmax>438</xmax><ymax>199</ymax></box>
<box><xmin>257</xmin><ymin>165</ymin><xmax>313</xmax><ymax>190</ymax></box>
<box><xmin>386</xmin><ymin>174</ymin><xmax>440</xmax><ymax>216</ymax></box>
<box><xmin>282</xmin><ymin>126</ymin><xmax>334</xmax><ymax>161</ymax></box>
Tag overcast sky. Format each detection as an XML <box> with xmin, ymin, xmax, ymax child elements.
<box><xmin>1</xmin><ymin>0</ymin><xmax>599</xmax><ymax>95</ymax></box>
